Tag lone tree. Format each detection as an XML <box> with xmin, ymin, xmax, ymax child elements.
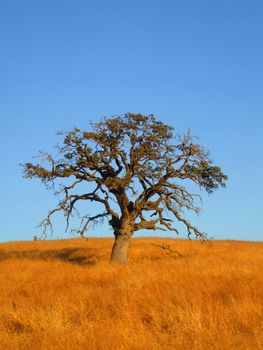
<box><xmin>23</xmin><ymin>113</ymin><xmax>227</xmax><ymax>263</ymax></box>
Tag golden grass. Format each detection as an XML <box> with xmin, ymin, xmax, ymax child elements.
<box><xmin>0</xmin><ymin>237</ymin><xmax>262</xmax><ymax>350</ymax></box>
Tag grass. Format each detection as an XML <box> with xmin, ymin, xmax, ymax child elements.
<box><xmin>0</xmin><ymin>237</ymin><xmax>262</xmax><ymax>349</ymax></box>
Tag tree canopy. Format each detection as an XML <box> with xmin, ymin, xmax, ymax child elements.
<box><xmin>23</xmin><ymin>113</ymin><xmax>227</xmax><ymax>263</ymax></box>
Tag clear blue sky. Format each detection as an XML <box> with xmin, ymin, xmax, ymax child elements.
<box><xmin>0</xmin><ymin>0</ymin><xmax>262</xmax><ymax>242</ymax></box>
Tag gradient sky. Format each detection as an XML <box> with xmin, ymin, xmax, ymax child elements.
<box><xmin>0</xmin><ymin>0</ymin><xmax>262</xmax><ymax>242</ymax></box>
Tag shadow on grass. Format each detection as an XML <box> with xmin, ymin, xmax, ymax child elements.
<box><xmin>0</xmin><ymin>247</ymin><xmax>97</xmax><ymax>266</ymax></box>
<box><xmin>151</xmin><ymin>243</ymin><xmax>183</xmax><ymax>258</ymax></box>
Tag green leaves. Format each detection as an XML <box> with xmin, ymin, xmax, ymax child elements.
<box><xmin>23</xmin><ymin>113</ymin><xmax>227</xmax><ymax>240</ymax></box>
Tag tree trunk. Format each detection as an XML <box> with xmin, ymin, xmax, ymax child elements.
<box><xmin>110</xmin><ymin>234</ymin><xmax>130</xmax><ymax>264</ymax></box>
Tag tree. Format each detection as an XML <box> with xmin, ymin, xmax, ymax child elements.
<box><xmin>23</xmin><ymin>113</ymin><xmax>227</xmax><ymax>263</ymax></box>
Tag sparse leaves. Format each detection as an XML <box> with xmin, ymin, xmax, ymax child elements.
<box><xmin>23</xmin><ymin>113</ymin><xmax>227</xmax><ymax>241</ymax></box>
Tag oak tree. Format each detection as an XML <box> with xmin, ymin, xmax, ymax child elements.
<box><xmin>23</xmin><ymin>113</ymin><xmax>227</xmax><ymax>263</ymax></box>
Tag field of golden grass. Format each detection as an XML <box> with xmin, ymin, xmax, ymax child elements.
<box><xmin>0</xmin><ymin>237</ymin><xmax>262</xmax><ymax>349</ymax></box>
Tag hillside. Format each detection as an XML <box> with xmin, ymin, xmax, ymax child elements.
<box><xmin>0</xmin><ymin>238</ymin><xmax>262</xmax><ymax>349</ymax></box>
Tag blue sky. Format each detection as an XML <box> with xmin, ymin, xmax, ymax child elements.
<box><xmin>0</xmin><ymin>0</ymin><xmax>262</xmax><ymax>242</ymax></box>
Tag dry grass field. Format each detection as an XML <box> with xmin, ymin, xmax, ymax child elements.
<box><xmin>0</xmin><ymin>237</ymin><xmax>262</xmax><ymax>350</ymax></box>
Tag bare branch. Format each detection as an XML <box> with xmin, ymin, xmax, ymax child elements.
<box><xmin>23</xmin><ymin>113</ymin><xmax>227</xmax><ymax>246</ymax></box>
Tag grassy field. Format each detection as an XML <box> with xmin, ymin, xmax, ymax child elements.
<box><xmin>0</xmin><ymin>237</ymin><xmax>262</xmax><ymax>350</ymax></box>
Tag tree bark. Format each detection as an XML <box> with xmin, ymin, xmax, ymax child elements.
<box><xmin>110</xmin><ymin>234</ymin><xmax>130</xmax><ymax>264</ymax></box>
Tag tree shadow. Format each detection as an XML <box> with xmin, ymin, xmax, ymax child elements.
<box><xmin>151</xmin><ymin>243</ymin><xmax>183</xmax><ymax>259</ymax></box>
<box><xmin>0</xmin><ymin>247</ymin><xmax>97</xmax><ymax>266</ymax></box>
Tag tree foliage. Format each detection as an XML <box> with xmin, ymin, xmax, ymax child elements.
<box><xmin>23</xmin><ymin>113</ymin><xmax>227</xmax><ymax>263</ymax></box>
